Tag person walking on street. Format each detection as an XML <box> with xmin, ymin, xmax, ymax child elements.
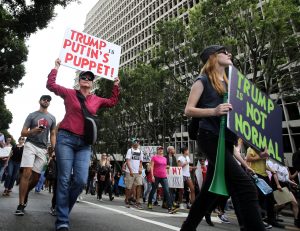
<box><xmin>15</xmin><ymin>95</ymin><xmax>56</xmax><ymax>216</ymax></box>
<box><xmin>181</xmin><ymin>45</ymin><xmax>265</xmax><ymax>231</ymax></box>
<box><xmin>0</xmin><ymin>136</ymin><xmax>13</xmax><ymax>181</ymax></box>
<box><xmin>124</xmin><ymin>138</ymin><xmax>143</xmax><ymax>209</ymax></box>
<box><xmin>246</xmin><ymin>146</ymin><xmax>285</xmax><ymax>229</ymax></box>
<box><xmin>47</xmin><ymin>58</ymin><xmax>120</xmax><ymax>231</ymax></box>
<box><xmin>96</xmin><ymin>153</ymin><xmax>114</xmax><ymax>201</ymax></box>
<box><xmin>3</xmin><ymin>137</ymin><xmax>25</xmax><ymax>196</ymax></box>
<box><xmin>177</xmin><ymin>147</ymin><xmax>196</xmax><ymax>208</ymax></box>
<box><xmin>147</xmin><ymin>146</ymin><xmax>177</xmax><ymax>214</ymax></box>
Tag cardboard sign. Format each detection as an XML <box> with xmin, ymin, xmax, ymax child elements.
<box><xmin>0</xmin><ymin>147</ymin><xmax>12</xmax><ymax>158</ymax></box>
<box><xmin>228</xmin><ymin>66</ymin><xmax>283</xmax><ymax>163</ymax></box>
<box><xmin>167</xmin><ymin>167</ymin><xmax>183</xmax><ymax>188</ymax></box>
<box><xmin>60</xmin><ymin>28</ymin><xmax>121</xmax><ymax>81</ymax></box>
<box><xmin>140</xmin><ymin>146</ymin><xmax>159</xmax><ymax>162</ymax></box>
<box><xmin>273</xmin><ymin>187</ymin><xmax>293</xmax><ymax>205</ymax></box>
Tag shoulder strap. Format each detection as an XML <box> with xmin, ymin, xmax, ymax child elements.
<box><xmin>76</xmin><ymin>90</ymin><xmax>89</xmax><ymax>116</ymax></box>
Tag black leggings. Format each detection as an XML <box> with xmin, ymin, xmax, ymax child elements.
<box><xmin>97</xmin><ymin>180</ymin><xmax>113</xmax><ymax>199</ymax></box>
<box><xmin>181</xmin><ymin>129</ymin><xmax>265</xmax><ymax>231</ymax></box>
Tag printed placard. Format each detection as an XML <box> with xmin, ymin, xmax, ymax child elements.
<box><xmin>228</xmin><ymin>66</ymin><xmax>283</xmax><ymax>163</ymax></box>
<box><xmin>140</xmin><ymin>146</ymin><xmax>159</xmax><ymax>162</ymax></box>
<box><xmin>59</xmin><ymin>28</ymin><xmax>121</xmax><ymax>81</ymax></box>
<box><xmin>0</xmin><ymin>147</ymin><xmax>12</xmax><ymax>158</ymax></box>
<box><xmin>195</xmin><ymin>160</ymin><xmax>203</xmax><ymax>189</ymax></box>
<box><xmin>167</xmin><ymin>167</ymin><xmax>183</xmax><ymax>188</ymax></box>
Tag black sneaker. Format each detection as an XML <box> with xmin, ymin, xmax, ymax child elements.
<box><xmin>263</xmin><ymin>222</ymin><xmax>272</xmax><ymax>230</ymax></box>
<box><xmin>15</xmin><ymin>204</ymin><xmax>25</xmax><ymax>216</ymax></box>
<box><xmin>50</xmin><ymin>207</ymin><xmax>57</xmax><ymax>216</ymax></box>
<box><xmin>205</xmin><ymin>213</ymin><xmax>214</xmax><ymax>226</ymax></box>
<box><xmin>270</xmin><ymin>222</ymin><xmax>285</xmax><ymax>229</ymax></box>
<box><xmin>168</xmin><ymin>207</ymin><xmax>177</xmax><ymax>214</ymax></box>
<box><xmin>110</xmin><ymin>196</ymin><xmax>114</xmax><ymax>201</ymax></box>
<box><xmin>295</xmin><ymin>218</ymin><xmax>300</xmax><ymax>228</ymax></box>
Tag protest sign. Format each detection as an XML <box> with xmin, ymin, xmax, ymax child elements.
<box><xmin>228</xmin><ymin>66</ymin><xmax>283</xmax><ymax>162</ymax></box>
<box><xmin>273</xmin><ymin>187</ymin><xmax>293</xmax><ymax>205</ymax></box>
<box><xmin>60</xmin><ymin>28</ymin><xmax>121</xmax><ymax>81</ymax></box>
<box><xmin>167</xmin><ymin>167</ymin><xmax>183</xmax><ymax>188</ymax></box>
<box><xmin>140</xmin><ymin>146</ymin><xmax>159</xmax><ymax>162</ymax></box>
<box><xmin>0</xmin><ymin>147</ymin><xmax>12</xmax><ymax>158</ymax></box>
<box><xmin>195</xmin><ymin>160</ymin><xmax>203</xmax><ymax>189</ymax></box>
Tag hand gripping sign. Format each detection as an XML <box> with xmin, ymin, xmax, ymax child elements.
<box><xmin>59</xmin><ymin>28</ymin><xmax>121</xmax><ymax>81</ymax></box>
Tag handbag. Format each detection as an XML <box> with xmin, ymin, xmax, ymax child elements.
<box><xmin>76</xmin><ymin>91</ymin><xmax>99</xmax><ymax>145</ymax></box>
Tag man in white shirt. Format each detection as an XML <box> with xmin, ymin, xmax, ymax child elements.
<box><xmin>124</xmin><ymin>138</ymin><xmax>143</xmax><ymax>209</ymax></box>
<box><xmin>177</xmin><ymin>147</ymin><xmax>196</xmax><ymax>208</ymax></box>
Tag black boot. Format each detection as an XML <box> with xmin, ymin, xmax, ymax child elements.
<box><xmin>205</xmin><ymin>213</ymin><xmax>214</xmax><ymax>226</ymax></box>
<box><xmin>295</xmin><ymin>218</ymin><xmax>300</xmax><ymax>228</ymax></box>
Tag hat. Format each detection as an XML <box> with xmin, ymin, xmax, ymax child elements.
<box><xmin>131</xmin><ymin>137</ymin><xmax>139</xmax><ymax>144</ymax></box>
<box><xmin>200</xmin><ymin>45</ymin><xmax>226</xmax><ymax>64</ymax></box>
<box><xmin>79</xmin><ymin>71</ymin><xmax>95</xmax><ymax>81</ymax></box>
<box><xmin>40</xmin><ymin>95</ymin><xmax>52</xmax><ymax>101</ymax></box>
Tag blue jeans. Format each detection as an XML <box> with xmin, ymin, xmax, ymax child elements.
<box><xmin>4</xmin><ymin>160</ymin><xmax>20</xmax><ymax>189</ymax></box>
<box><xmin>0</xmin><ymin>160</ymin><xmax>7</xmax><ymax>182</ymax></box>
<box><xmin>35</xmin><ymin>170</ymin><xmax>46</xmax><ymax>192</ymax></box>
<box><xmin>148</xmin><ymin>177</ymin><xmax>172</xmax><ymax>209</ymax></box>
<box><xmin>143</xmin><ymin>179</ymin><xmax>156</xmax><ymax>202</ymax></box>
<box><xmin>55</xmin><ymin>130</ymin><xmax>91</xmax><ymax>230</ymax></box>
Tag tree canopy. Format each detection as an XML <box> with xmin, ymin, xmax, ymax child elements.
<box><xmin>0</xmin><ymin>0</ymin><xmax>78</xmax><ymax>130</ymax></box>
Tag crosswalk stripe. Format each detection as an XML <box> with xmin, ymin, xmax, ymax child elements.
<box><xmin>82</xmin><ymin>200</ymin><xmax>181</xmax><ymax>230</ymax></box>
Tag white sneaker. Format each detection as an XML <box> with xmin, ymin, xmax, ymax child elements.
<box><xmin>217</xmin><ymin>214</ymin><xmax>230</xmax><ymax>224</ymax></box>
<box><xmin>179</xmin><ymin>203</ymin><xmax>185</xmax><ymax>209</ymax></box>
<box><xmin>263</xmin><ymin>221</ymin><xmax>272</xmax><ymax>229</ymax></box>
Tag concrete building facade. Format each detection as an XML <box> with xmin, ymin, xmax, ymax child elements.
<box><xmin>81</xmin><ymin>0</ymin><xmax>300</xmax><ymax>164</ymax></box>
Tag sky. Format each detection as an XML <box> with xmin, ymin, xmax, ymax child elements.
<box><xmin>5</xmin><ymin>0</ymin><xmax>99</xmax><ymax>140</ymax></box>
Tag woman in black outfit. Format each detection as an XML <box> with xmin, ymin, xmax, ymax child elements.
<box><xmin>97</xmin><ymin>154</ymin><xmax>114</xmax><ymax>201</ymax></box>
<box><xmin>181</xmin><ymin>45</ymin><xmax>265</xmax><ymax>231</ymax></box>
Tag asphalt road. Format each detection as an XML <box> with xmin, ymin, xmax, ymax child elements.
<box><xmin>0</xmin><ymin>185</ymin><xmax>299</xmax><ymax>231</ymax></box>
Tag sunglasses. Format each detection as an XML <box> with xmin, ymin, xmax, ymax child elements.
<box><xmin>42</xmin><ymin>98</ymin><xmax>51</xmax><ymax>102</ymax></box>
<box><xmin>80</xmin><ymin>75</ymin><xmax>94</xmax><ymax>81</ymax></box>
<box><xmin>217</xmin><ymin>50</ymin><xmax>230</xmax><ymax>55</ymax></box>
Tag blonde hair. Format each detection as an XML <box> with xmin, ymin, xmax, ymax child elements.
<box><xmin>200</xmin><ymin>54</ymin><xmax>228</xmax><ymax>95</ymax></box>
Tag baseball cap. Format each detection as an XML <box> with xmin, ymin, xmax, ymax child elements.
<box><xmin>200</xmin><ymin>45</ymin><xmax>226</xmax><ymax>64</ymax></box>
<box><xmin>131</xmin><ymin>138</ymin><xmax>139</xmax><ymax>144</ymax></box>
<box><xmin>79</xmin><ymin>71</ymin><xmax>95</xmax><ymax>81</ymax></box>
<box><xmin>40</xmin><ymin>95</ymin><xmax>52</xmax><ymax>101</ymax></box>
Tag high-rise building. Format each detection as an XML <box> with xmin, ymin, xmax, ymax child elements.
<box><xmin>82</xmin><ymin>0</ymin><xmax>200</xmax><ymax>157</ymax></box>
<box><xmin>82</xmin><ymin>0</ymin><xmax>300</xmax><ymax>164</ymax></box>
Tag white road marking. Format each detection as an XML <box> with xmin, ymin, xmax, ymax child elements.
<box><xmin>82</xmin><ymin>200</ymin><xmax>181</xmax><ymax>230</ymax></box>
<box><xmin>130</xmin><ymin>208</ymin><xmax>187</xmax><ymax>217</ymax></box>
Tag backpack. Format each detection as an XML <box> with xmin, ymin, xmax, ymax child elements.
<box><xmin>187</xmin><ymin>74</ymin><xmax>206</xmax><ymax>140</ymax></box>
<box><xmin>188</xmin><ymin>117</ymin><xmax>200</xmax><ymax>140</ymax></box>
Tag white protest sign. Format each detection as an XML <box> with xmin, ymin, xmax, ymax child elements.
<box><xmin>167</xmin><ymin>167</ymin><xmax>183</xmax><ymax>188</ymax></box>
<box><xmin>0</xmin><ymin>147</ymin><xmax>12</xmax><ymax>158</ymax></box>
<box><xmin>140</xmin><ymin>146</ymin><xmax>159</xmax><ymax>162</ymax></box>
<box><xmin>59</xmin><ymin>28</ymin><xmax>121</xmax><ymax>81</ymax></box>
<box><xmin>195</xmin><ymin>160</ymin><xmax>203</xmax><ymax>189</ymax></box>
